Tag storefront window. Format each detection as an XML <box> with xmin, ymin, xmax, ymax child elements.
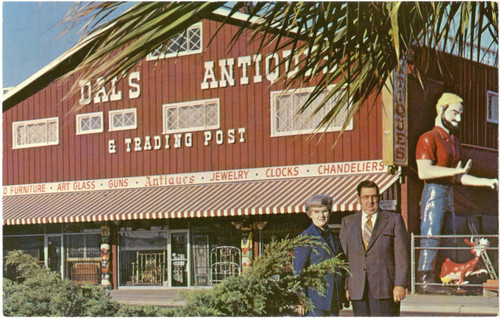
<box><xmin>119</xmin><ymin>231</ymin><xmax>168</xmax><ymax>287</ymax></box>
<box><xmin>65</xmin><ymin>233</ymin><xmax>101</xmax><ymax>285</ymax></box>
<box><xmin>191</xmin><ymin>221</ymin><xmax>242</xmax><ymax>286</ymax></box>
<box><xmin>3</xmin><ymin>235</ymin><xmax>44</xmax><ymax>280</ymax></box>
<box><xmin>3</xmin><ymin>235</ymin><xmax>44</xmax><ymax>260</ymax></box>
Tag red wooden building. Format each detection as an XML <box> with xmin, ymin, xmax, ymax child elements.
<box><xmin>3</xmin><ymin>14</ymin><xmax>497</xmax><ymax>289</ymax></box>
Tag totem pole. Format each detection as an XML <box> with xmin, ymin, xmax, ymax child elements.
<box><xmin>100</xmin><ymin>225</ymin><xmax>112</xmax><ymax>289</ymax></box>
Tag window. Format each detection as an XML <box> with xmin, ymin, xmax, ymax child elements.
<box><xmin>65</xmin><ymin>234</ymin><xmax>101</xmax><ymax>259</ymax></box>
<box><xmin>163</xmin><ymin>98</ymin><xmax>220</xmax><ymax>134</ymax></box>
<box><xmin>487</xmin><ymin>91</ymin><xmax>498</xmax><ymax>124</ymax></box>
<box><xmin>76</xmin><ymin>112</ymin><xmax>103</xmax><ymax>135</ymax></box>
<box><xmin>12</xmin><ymin>117</ymin><xmax>59</xmax><ymax>149</ymax></box>
<box><xmin>147</xmin><ymin>23</ymin><xmax>202</xmax><ymax>60</ymax></box>
<box><xmin>270</xmin><ymin>87</ymin><xmax>352</xmax><ymax>137</ymax></box>
<box><xmin>109</xmin><ymin>108</ymin><xmax>137</xmax><ymax>131</ymax></box>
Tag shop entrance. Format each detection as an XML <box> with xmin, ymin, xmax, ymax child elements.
<box><xmin>170</xmin><ymin>231</ymin><xmax>189</xmax><ymax>287</ymax></box>
<box><xmin>118</xmin><ymin>229</ymin><xmax>192</xmax><ymax>287</ymax></box>
<box><xmin>47</xmin><ymin>235</ymin><xmax>62</xmax><ymax>275</ymax></box>
<box><xmin>118</xmin><ymin>230</ymin><xmax>169</xmax><ymax>287</ymax></box>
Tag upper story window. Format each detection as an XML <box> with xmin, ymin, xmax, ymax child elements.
<box><xmin>147</xmin><ymin>23</ymin><xmax>202</xmax><ymax>61</ymax></box>
<box><xmin>270</xmin><ymin>86</ymin><xmax>352</xmax><ymax>137</ymax></box>
<box><xmin>76</xmin><ymin>112</ymin><xmax>104</xmax><ymax>135</ymax></box>
<box><xmin>12</xmin><ymin>117</ymin><xmax>59</xmax><ymax>149</ymax></box>
<box><xmin>487</xmin><ymin>91</ymin><xmax>498</xmax><ymax>124</ymax></box>
<box><xmin>163</xmin><ymin>98</ymin><xmax>220</xmax><ymax>134</ymax></box>
<box><xmin>109</xmin><ymin>108</ymin><xmax>137</xmax><ymax>131</ymax></box>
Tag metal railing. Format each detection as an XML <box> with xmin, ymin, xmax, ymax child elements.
<box><xmin>411</xmin><ymin>234</ymin><xmax>498</xmax><ymax>295</ymax></box>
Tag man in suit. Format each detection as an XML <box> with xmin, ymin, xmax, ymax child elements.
<box><xmin>340</xmin><ymin>180</ymin><xmax>409</xmax><ymax>316</ymax></box>
<box><xmin>294</xmin><ymin>194</ymin><xmax>346</xmax><ymax>316</ymax></box>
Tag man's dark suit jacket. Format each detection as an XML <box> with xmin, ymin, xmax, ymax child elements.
<box><xmin>293</xmin><ymin>223</ymin><xmax>345</xmax><ymax>313</ymax></box>
<box><xmin>339</xmin><ymin>211</ymin><xmax>409</xmax><ymax>300</ymax></box>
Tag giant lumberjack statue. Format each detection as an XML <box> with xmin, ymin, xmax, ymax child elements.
<box><xmin>415</xmin><ymin>93</ymin><xmax>498</xmax><ymax>294</ymax></box>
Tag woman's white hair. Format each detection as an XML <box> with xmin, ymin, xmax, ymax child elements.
<box><xmin>305</xmin><ymin>194</ymin><xmax>333</xmax><ymax>215</ymax></box>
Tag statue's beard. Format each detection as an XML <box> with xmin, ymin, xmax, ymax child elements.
<box><xmin>441</xmin><ymin>113</ymin><xmax>458</xmax><ymax>135</ymax></box>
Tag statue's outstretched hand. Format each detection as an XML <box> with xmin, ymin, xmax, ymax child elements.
<box><xmin>456</xmin><ymin>159</ymin><xmax>472</xmax><ymax>175</ymax></box>
<box><xmin>491</xmin><ymin>178</ymin><xmax>498</xmax><ymax>191</ymax></box>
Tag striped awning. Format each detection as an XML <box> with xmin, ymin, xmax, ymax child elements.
<box><xmin>3</xmin><ymin>172</ymin><xmax>400</xmax><ymax>225</ymax></box>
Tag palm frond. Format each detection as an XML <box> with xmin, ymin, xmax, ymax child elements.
<box><xmin>60</xmin><ymin>1</ymin><xmax>498</xmax><ymax>138</ymax></box>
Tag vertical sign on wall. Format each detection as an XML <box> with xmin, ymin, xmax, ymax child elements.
<box><xmin>382</xmin><ymin>58</ymin><xmax>408</xmax><ymax>167</ymax></box>
<box><xmin>393</xmin><ymin>58</ymin><xmax>408</xmax><ymax>166</ymax></box>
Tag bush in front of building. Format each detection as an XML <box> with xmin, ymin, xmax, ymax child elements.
<box><xmin>3</xmin><ymin>250</ymin><xmax>119</xmax><ymax>317</ymax></box>
<box><xmin>177</xmin><ymin>235</ymin><xmax>348</xmax><ymax>316</ymax></box>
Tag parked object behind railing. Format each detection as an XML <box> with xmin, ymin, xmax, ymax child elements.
<box><xmin>439</xmin><ymin>238</ymin><xmax>490</xmax><ymax>285</ymax></box>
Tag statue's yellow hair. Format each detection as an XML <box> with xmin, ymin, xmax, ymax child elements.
<box><xmin>436</xmin><ymin>93</ymin><xmax>463</xmax><ymax>113</ymax></box>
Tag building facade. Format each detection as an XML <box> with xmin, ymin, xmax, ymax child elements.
<box><xmin>3</xmin><ymin>17</ymin><xmax>497</xmax><ymax>289</ymax></box>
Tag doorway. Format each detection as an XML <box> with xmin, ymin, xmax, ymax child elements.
<box><xmin>47</xmin><ymin>235</ymin><xmax>62</xmax><ymax>275</ymax></box>
<box><xmin>170</xmin><ymin>231</ymin><xmax>189</xmax><ymax>287</ymax></box>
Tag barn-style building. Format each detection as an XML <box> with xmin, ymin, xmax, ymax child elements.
<box><xmin>3</xmin><ymin>11</ymin><xmax>497</xmax><ymax>290</ymax></box>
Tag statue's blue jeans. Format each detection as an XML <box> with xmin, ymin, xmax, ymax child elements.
<box><xmin>418</xmin><ymin>183</ymin><xmax>456</xmax><ymax>272</ymax></box>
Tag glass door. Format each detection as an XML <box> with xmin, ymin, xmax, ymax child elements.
<box><xmin>170</xmin><ymin>231</ymin><xmax>189</xmax><ymax>287</ymax></box>
<box><xmin>47</xmin><ymin>236</ymin><xmax>62</xmax><ymax>275</ymax></box>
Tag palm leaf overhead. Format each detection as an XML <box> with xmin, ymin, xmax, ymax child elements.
<box><xmin>60</xmin><ymin>2</ymin><xmax>498</xmax><ymax>140</ymax></box>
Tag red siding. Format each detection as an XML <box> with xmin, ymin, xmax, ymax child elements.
<box><xmin>4</xmin><ymin>20</ymin><xmax>385</xmax><ymax>186</ymax></box>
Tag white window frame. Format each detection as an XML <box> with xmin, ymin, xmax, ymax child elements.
<box><xmin>109</xmin><ymin>108</ymin><xmax>137</xmax><ymax>131</ymax></box>
<box><xmin>76</xmin><ymin>112</ymin><xmax>104</xmax><ymax>135</ymax></box>
<box><xmin>12</xmin><ymin>117</ymin><xmax>59</xmax><ymax>149</ymax></box>
<box><xmin>487</xmin><ymin>90</ymin><xmax>498</xmax><ymax>124</ymax></box>
<box><xmin>147</xmin><ymin>23</ymin><xmax>203</xmax><ymax>61</ymax></box>
<box><xmin>270</xmin><ymin>86</ymin><xmax>353</xmax><ymax>137</ymax></box>
<box><xmin>163</xmin><ymin>98</ymin><xmax>220</xmax><ymax>134</ymax></box>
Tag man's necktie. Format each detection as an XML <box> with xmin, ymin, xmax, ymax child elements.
<box><xmin>363</xmin><ymin>215</ymin><xmax>373</xmax><ymax>250</ymax></box>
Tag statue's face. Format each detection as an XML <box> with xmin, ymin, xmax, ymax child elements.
<box><xmin>441</xmin><ymin>102</ymin><xmax>464</xmax><ymax>132</ymax></box>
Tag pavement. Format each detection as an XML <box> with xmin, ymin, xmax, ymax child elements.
<box><xmin>341</xmin><ymin>294</ymin><xmax>499</xmax><ymax>317</ymax></box>
<box><xmin>109</xmin><ymin>289</ymin><xmax>499</xmax><ymax>316</ymax></box>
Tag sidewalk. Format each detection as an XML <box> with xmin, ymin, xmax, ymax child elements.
<box><xmin>341</xmin><ymin>294</ymin><xmax>499</xmax><ymax>316</ymax></box>
<box><xmin>109</xmin><ymin>289</ymin><xmax>499</xmax><ymax>316</ymax></box>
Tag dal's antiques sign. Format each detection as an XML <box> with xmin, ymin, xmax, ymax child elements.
<box><xmin>78</xmin><ymin>71</ymin><xmax>141</xmax><ymax>105</ymax></box>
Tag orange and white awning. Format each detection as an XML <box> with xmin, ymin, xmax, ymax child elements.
<box><xmin>3</xmin><ymin>172</ymin><xmax>400</xmax><ymax>225</ymax></box>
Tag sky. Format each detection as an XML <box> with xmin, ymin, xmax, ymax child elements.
<box><xmin>2</xmin><ymin>2</ymin><xmax>80</xmax><ymax>88</ymax></box>
<box><xmin>2</xmin><ymin>1</ymin><xmax>134</xmax><ymax>89</ymax></box>
<box><xmin>2</xmin><ymin>2</ymin><xmax>497</xmax><ymax>89</ymax></box>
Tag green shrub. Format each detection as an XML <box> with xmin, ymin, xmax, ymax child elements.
<box><xmin>3</xmin><ymin>250</ymin><xmax>119</xmax><ymax>317</ymax></box>
<box><xmin>178</xmin><ymin>235</ymin><xmax>348</xmax><ymax>316</ymax></box>
<box><xmin>4</xmin><ymin>236</ymin><xmax>347</xmax><ymax>317</ymax></box>
<box><xmin>79</xmin><ymin>284</ymin><xmax>121</xmax><ymax>316</ymax></box>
